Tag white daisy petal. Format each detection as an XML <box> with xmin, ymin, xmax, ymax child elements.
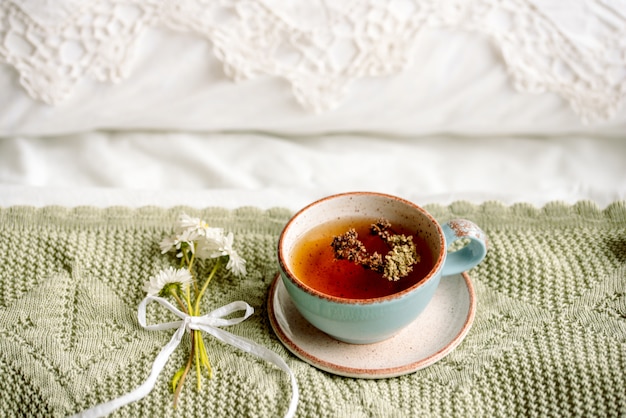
<box><xmin>177</xmin><ymin>214</ymin><xmax>203</xmax><ymax>232</ymax></box>
<box><xmin>215</xmin><ymin>232</ymin><xmax>247</xmax><ymax>276</ymax></box>
<box><xmin>195</xmin><ymin>228</ymin><xmax>226</xmax><ymax>260</ymax></box>
<box><xmin>159</xmin><ymin>236</ymin><xmax>176</xmax><ymax>254</ymax></box>
<box><xmin>226</xmin><ymin>250</ymin><xmax>247</xmax><ymax>276</ymax></box>
<box><xmin>163</xmin><ymin>214</ymin><xmax>246</xmax><ymax>276</ymax></box>
<box><xmin>143</xmin><ymin>267</ymin><xmax>194</xmax><ymax>296</ymax></box>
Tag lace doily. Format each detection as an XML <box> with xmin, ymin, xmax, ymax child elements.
<box><xmin>1</xmin><ymin>0</ymin><xmax>624</xmax><ymax>123</ymax></box>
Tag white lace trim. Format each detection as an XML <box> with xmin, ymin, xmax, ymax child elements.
<box><xmin>1</xmin><ymin>0</ymin><xmax>624</xmax><ymax>123</ymax></box>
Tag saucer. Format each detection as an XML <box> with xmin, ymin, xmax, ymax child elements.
<box><xmin>267</xmin><ymin>272</ymin><xmax>476</xmax><ymax>379</ymax></box>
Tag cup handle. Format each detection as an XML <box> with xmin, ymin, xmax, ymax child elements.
<box><xmin>440</xmin><ymin>219</ymin><xmax>488</xmax><ymax>276</ymax></box>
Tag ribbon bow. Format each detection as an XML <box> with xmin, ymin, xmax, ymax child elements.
<box><xmin>72</xmin><ymin>296</ymin><xmax>299</xmax><ymax>418</ymax></box>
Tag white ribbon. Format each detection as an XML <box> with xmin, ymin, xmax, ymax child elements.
<box><xmin>71</xmin><ymin>296</ymin><xmax>299</xmax><ymax>418</ymax></box>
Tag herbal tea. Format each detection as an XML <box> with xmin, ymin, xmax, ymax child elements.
<box><xmin>290</xmin><ymin>217</ymin><xmax>433</xmax><ymax>299</ymax></box>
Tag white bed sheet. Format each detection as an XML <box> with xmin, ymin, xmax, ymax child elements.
<box><xmin>1</xmin><ymin>132</ymin><xmax>624</xmax><ymax>211</ymax></box>
<box><xmin>1</xmin><ymin>0</ymin><xmax>625</xmax><ymax>212</ymax></box>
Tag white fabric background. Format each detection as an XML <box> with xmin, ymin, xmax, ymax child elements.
<box><xmin>1</xmin><ymin>132</ymin><xmax>623</xmax><ymax>210</ymax></box>
<box><xmin>2</xmin><ymin>26</ymin><xmax>624</xmax><ymax>138</ymax></box>
<box><xmin>1</xmin><ymin>1</ymin><xmax>625</xmax><ymax>136</ymax></box>
<box><xmin>0</xmin><ymin>1</ymin><xmax>624</xmax><ymax>211</ymax></box>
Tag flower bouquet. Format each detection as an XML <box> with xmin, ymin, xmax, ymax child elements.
<box><xmin>74</xmin><ymin>214</ymin><xmax>297</xmax><ymax>418</ymax></box>
<box><xmin>146</xmin><ymin>214</ymin><xmax>247</xmax><ymax>405</ymax></box>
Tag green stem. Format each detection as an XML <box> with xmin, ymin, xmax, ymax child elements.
<box><xmin>193</xmin><ymin>258</ymin><xmax>222</xmax><ymax>315</ymax></box>
<box><xmin>197</xmin><ymin>334</ymin><xmax>213</xmax><ymax>379</ymax></box>
<box><xmin>194</xmin><ymin>330</ymin><xmax>202</xmax><ymax>390</ymax></box>
<box><xmin>173</xmin><ymin>332</ymin><xmax>195</xmax><ymax>407</ymax></box>
<box><xmin>170</xmin><ymin>289</ymin><xmax>188</xmax><ymax>314</ymax></box>
<box><xmin>188</xmin><ymin>247</ymin><xmax>196</xmax><ymax>270</ymax></box>
<box><xmin>184</xmin><ymin>285</ymin><xmax>193</xmax><ymax>316</ymax></box>
<box><xmin>184</xmin><ymin>244</ymin><xmax>199</xmax><ymax>294</ymax></box>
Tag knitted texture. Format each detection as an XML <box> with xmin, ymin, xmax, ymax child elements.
<box><xmin>0</xmin><ymin>202</ymin><xmax>624</xmax><ymax>417</ymax></box>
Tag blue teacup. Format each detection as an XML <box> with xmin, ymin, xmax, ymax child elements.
<box><xmin>277</xmin><ymin>192</ymin><xmax>487</xmax><ymax>344</ymax></box>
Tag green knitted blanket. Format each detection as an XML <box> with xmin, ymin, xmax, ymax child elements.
<box><xmin>1</xmin><ymin>201</ymin><xmax>624</xmax><ymax>417</ymax></box>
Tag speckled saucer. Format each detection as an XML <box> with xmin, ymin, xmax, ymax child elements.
<box><xmin>268</xmin><ymin>272</ymin><xmax>476</xmax><ymax>378</ymax></box>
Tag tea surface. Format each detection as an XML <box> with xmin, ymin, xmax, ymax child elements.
<box><xmin>290</xmin><ymin>217</ymin><xmax>432</xmax><ymax>299</ymax></box>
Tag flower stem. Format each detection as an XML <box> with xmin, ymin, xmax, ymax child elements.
<box><xmin>188</xmin><ymin>246</ymin><xmax>196</xmax><ymax>270</ymax></box>
<box><xmin>188</xmin><ymin>259</ymin><xmax>221</xmax><ymax>390</ymax></box>
<box><xmin>193</xmin><ymin>258</ymin><xmax>222</xmax><ymax>315</ymax></box>
<box><xmin>194</xmin><ymin>330</ymin><xmax>203</xmax><ymax>390</ymax></box>
<box><xmin>170</xmin><ymin>289</ymin><xmax>188</xmax><ymax>314</ymax></box>
<box><xmin>173</xmin><ymin>332</ymin><xmax>195</xmax><ymax>407</ymax></box>
<box><xmin>188</xmin><ymin>245</ymin><xmax>199</xmax><ymax>294</ymax></box>
<box><xmin>197</xmin><ymin>334</ymin><xmax>213</xmax><ymax>378</ymax></box>
<box><xmin>185</xmin><ymin>286</ymin><xmax>193</xmax><ymax>314</ymax></box>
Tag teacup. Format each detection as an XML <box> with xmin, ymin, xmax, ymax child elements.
<box><xmin>277</xmin><ymin>192</ymin><xmax>488</xmax><ymax>344</ymax></box>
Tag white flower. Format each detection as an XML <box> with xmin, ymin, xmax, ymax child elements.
<box><xmin>177</xmin><ymin>214</ymin><xmax>224</xmax><ymax>239</ymax></box>
<box><xmin>176</xmin><ymin>214</ymin><xmax>208</xmax><ymax>233</ymax></box>
<box><xmin>193</xmin><ymin>227</ymin><xmax>226</xmax><ymax>258</ymax></box>
<box><xmin>159</xmin><ymin>235</ymin><xmax>177</xmax><ymax>254</ymax></box>
<box><xmin>143</xmin><ymin>267</ymin><xmax>194</xmax><ymax>296</ymax></box>
<box><xmin>219</xmin><ymin>232</ymin><xmax>247</xmax><ymax>276</ymax></box>
<box><xmin>166</xmin><ymin>214</ymin><xmax>227</xmax><ymax>259</ymax></box>
<box><xmin>203</xmin><ymin>226</ymin><xmax>225</xmax><ymax>242</ymax></box>
<box><xmin>162</xmin><ymin>214</ymin><xmax>246</xmax><ymax>275</ymax></box>
<box><xmin>226</xmin><ymin>251</ymin><xmax>247</xmax><ymax>276</ymax></box>
<box><xmin>176</xmin><ymin>229</ymin><xmax>201</xmax><ymax>255</ymax></box>
<box><xmin>160</xmin><ymin>228</ymin><xmax>201</xmax><ymax>258</ymax></box>
<box><xmin>195</xmin><ymin>237</ymin><xmax>222</xmax><ymax>259</ymax></box>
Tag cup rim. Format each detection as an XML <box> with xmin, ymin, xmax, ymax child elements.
<box><xmin>277</xmin><ymin>191</ymin><xmax>446</xmax><ymax>304</ymax></box>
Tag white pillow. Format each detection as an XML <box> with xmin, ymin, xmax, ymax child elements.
<box><xmin>0</xmin><ymin>0</ymin><xmax>624</xmax><ymax>137</ymax></box>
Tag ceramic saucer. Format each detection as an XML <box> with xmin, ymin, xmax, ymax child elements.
<box><xmin>267</xmin><ymin>272</ymin><xmax>476</xmax><ymax>379</ymax></box>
